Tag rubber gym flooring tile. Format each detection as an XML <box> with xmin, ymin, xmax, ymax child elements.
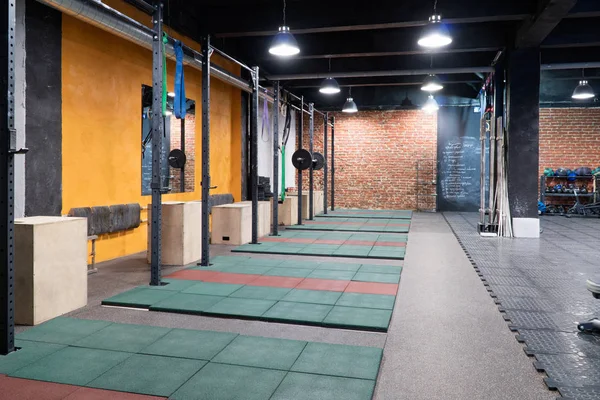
<box><xmin>204</xmin><ymin>297</ymin><xmax>277</xmax><ymax>317</ymax></box>
<box><xmin>281</xmin><ymin>289</ymin><xmax>342</xmax><ymax>305</ymax></box>
<box><xmin>262</xmin><ymin>301</ymin><xmax>334</xmax><ymax>324</ymax></box>
<box><xmin>64</xmin><ymin>387</ymin><xmax>167</xmax><ymax>400</ymax></box>
<box><xmin>353</xmin><ymin>272</ymin><xmax>401</xmax><ymax>284</ymax></box>
<box><xmin>87</xmin><ymin>354</ymin><xmax>205</xmax><ymax>397</ymax></box>
<box><xmin>316</xmin><ymin>209</ymin><xmax>412</xmax><ymax>219</ymax></box>
<box><xmin>219</xmin><ymin>265</ymin><xmax>273</xmax><ymax>275</ymax></box>
<box><xmin>169</xmin><ymin>363</ymin><xmax>287</xmax><ymax>400</ymax></box>
<box><xmin>181</xmin><ymin>282</ymin><xmax>243</xmax><ymax>296</ymax></box>
<box><xmin>16</xmin><ymin>317</ymin><xmax>112</xmax><ymax>345</ymax></box>
<box><xmin>149</xmin><ymin>293</ymin><xmax>225</xmax><ymax>313</ymax></box>
<box><xmin>290</xmin><ymin>342</ymin><xmax>383</xmax><ymax>380</ymax></box>
<box><xmin>315</xmin><ymin>262</ymin><xmax>362</xmax><ymax>271</ymax></box>
<box><xmin>229</xmin><ymin>285</ymin><xmax>292</xmax><ymax>300</ymax></box>
<box><xmin>0</xmin><ymin>340</ymin><xmax>66</xmax><ymax>374</ymax></box>
<box><xmin>307</xmin><ymin>269</ymin><xmax>356</xmax><ymax>280</ymax></box>
<box><xmin>212</xmin><ymin>335</ymin><xmax>307</xmax><ymax>370</ymax></box>
<box><xmin>140</xmin><ymin>329</ymin><xmax>238</xmax><ymax>360</ymax></box>
<box><xmin>269</xmin><ymin>372</ymin><xmax>376</xmax><ymax>400</ymax></box>
<box><xmin>11</xmin><ymin>346</ymin><xmax>132</xmax><ymax>386</ymax></box>
<box><xmin>72</xmin><ymin>323</ymin><xmax>170</xmax><ymax>353</ymax></box>
<box><xmin>345</xmin><ymin>281</ymin><xmax>399</xmax><ymax>295</ymax></box>
<box><xmin>296</xmin><ymin>278</ymin><xmax>350</xmax><ymax>291</ymax></box>
<box><xmin>248</xmin><ymin>275</ymin><xmax>304</xmax><ymax>288</ymax></box>
<box><xmin>263</xmin><ymin>267</ymin><xmax>313</xmax><ymax>278</ymax></box>
<box><xmin>357</xmin><ymin>264</ymin><xmax>403</xmax><ymax>274</ymax></box>
<box><xmin>0</xmin><ymin>375</ymin><xmax>79</xmax><ymax>400</ymax></box>
<box><xmin>286</xmin><ymin>222</ymin><xmax>409</xmax><ymax>233</ymax></box>
<box><xmin>323</xmin><ymin>306</ymin><xmax>393</xmax><ymax>330</ymax></box>
<box><xmin>335</xmin><ymin>293</ymin><xmax>396</xmax><ymax>310</ymax></box>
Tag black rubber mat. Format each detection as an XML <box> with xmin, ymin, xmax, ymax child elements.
<box><xmin>517</xmin><ymin>329</ymin><xmax>600</xmax><ymax>358</ymax></box>
<box><xmin>535</xmin><ymin>353</ymin><xmax>600</xmax><ymax>389</ymax></box>
<box><xmin>558</xmin><ymin>385</ymin><xmax>600</xmax><ymax>400</ymax></box>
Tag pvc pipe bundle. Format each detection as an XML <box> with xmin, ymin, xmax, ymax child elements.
<box><xmin>494</xmin><ymin>117</ymin><xmax>513</xmax><ymax>237</ymax></box>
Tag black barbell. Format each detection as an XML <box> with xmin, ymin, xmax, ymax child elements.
<box><xmin>291</xmin><ymin>149</ymin><xmax>325</xmax><ymax>171</ymax></box>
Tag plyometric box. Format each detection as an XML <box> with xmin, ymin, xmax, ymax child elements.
<box><xmin>212</xmin><ymin>201</ymin><xmax>271</xmax><ymax>245</ymax></box>
<box><xmin>15</xmin><ymin>216</ymin><xmax>88</xmax><ymax>325</ymax></box>
<box><xmin>274</xmin><ymin>195</ymin><xmax>298</xmax><ymax>226</ymax></box>
<box><xmin>288</xmin><ymin>190</ymin><xmax>324</xmax><ymax>219</ymax></box>
<box><xmin>147</xmin><ymin>201</ymin><xmax>202</xmax><ymax>265</ymax></box>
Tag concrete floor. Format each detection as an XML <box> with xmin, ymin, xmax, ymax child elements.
<box><xmin>17</xmin><ymin>212</ymin><xmax>555</xmax><ymax>399</ymax></box>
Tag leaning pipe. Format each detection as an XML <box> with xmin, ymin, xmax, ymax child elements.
<box><xmin>35</xmin><ymin>0</ymin><xmax>273</xmax><ymax>101</ymax></box>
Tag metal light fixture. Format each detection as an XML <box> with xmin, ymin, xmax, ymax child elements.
<box><xmin>572</xmin><ymin>70</ymin><xmax>595</xmax><ymax>99</ymax></box>
<box><xmin>418</xmin><ymin>1</ymin><xmax>452</xmax><ymax>48</ymax></box>
<box><xmin>342</xmin><ymin>87</ymin><xmax>358</xmax><ymax>113</ymax></box>
<box><xmin>421</xmin><ymin>72</ymin><xmax>443</xmax><ymax>92</ymax></box>
<box><xmin>319</xmin><ymin>58</ymin><xmax>341</xmax><ymax>94</ymax></box>
<box><xmin>269</xmin><ymin>0</ymin><xmax>300</xmax><ymax>56</ymax></box>
<box><xmin>422</xmin><ymin>95</ymin><xmax>439</xmax><ymax>113</ymax></box>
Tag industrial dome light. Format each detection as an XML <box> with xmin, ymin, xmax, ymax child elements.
<box><xmin>421</xmin><ymin>74</ymin><xmax>444</xmax><ymax>92</ymax></box>
<box><xmin>269</xmin><ymin>26</ymin><xmax>300</xmax><ymax>57</ymax></box>
<box><xmin>418</xmin><ymin>14</ymin><xmax>452</xmax><ymax>48</ymax></box>
<box><xmin>319</xmin><ymin>77</ymin><xmax>341</xmax><ymax>94</ymax></box>
<box><xmin>572</xmin><ymin>80</ymin><xmax>595</xmax><ymax>100</ymax></box>
<box><xmin>342</xmin><ymin>88</ymin><xmax>358</xmax><ymax>113</ymax></box>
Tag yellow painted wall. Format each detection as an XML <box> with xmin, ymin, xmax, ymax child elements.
<box><xmin>61</xmin><ymin>1</ymin><xmax>242</xmax><ymax>263</ymax></box>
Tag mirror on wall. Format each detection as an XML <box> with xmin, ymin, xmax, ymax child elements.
<box><xmin>141</xmin><ymin>84</ymin><xmax>195</xmax><ymax>195</ymax></box>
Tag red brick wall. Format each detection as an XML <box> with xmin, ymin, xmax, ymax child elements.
<box><xmin>170</xmin><ymin>114</ymin><xmax>196</xmax><ymax>192</ymax></box>
<box><xmin>539</xmin><ymin>108</ymin><xmax>600</xmax><ymax>176</ymax></box>
<box><xmin>298</xmin><ymin>110</ymin><xmax>437</xmax><ymax>210</ymax></box>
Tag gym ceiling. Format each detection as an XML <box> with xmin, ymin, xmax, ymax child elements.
<box><xmin>132</xmin><ymin>0</ymin><xmax>600</xmax><ymax>109</ymax></box>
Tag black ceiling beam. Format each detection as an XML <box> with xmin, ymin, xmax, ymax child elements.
<box><xmin>272</xmin><ymin>47</ymin><xmax>501</xmax><ymax>61</ymax></box>
<box><xmin>515</xmin><ymin>0</ymin><xmax>578</xmax><ymax>48</ymax></box>
<box><xmin>542</xmin><ymin>17</ymin><xmax>600</xmax><ymax>48</ymax></box>
<box><xmin>216</xmin><ymin>14</ymin><xmax>528</xmax><ymax>38</ymax></box>
<box><xmin>290</xmin><ymin>80</ymin><xmax>482</xmax><ymax>89</ymax></box>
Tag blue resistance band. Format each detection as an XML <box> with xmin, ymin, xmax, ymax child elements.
<box><xmin>173</xmin><ymin>40</ymin><xmax>186</xmax><ymax>119</ymax></box>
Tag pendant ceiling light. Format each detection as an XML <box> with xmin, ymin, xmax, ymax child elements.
<box><xmin>342</xmin><ymin>87</ymin><xmax>358</xmax><ymax>113</ymax></box>
<box><xmin>269</xmin><ymin>0</ymin><xmax>300</xmax><ymax>56</ymax></box>
<box><xmin>319</xmin><ymin>58</ymin><xmax>341</xmax><ymax>94</ymax></box>
<box><xmin>572</xmin><ymin>70</ymin><xmax>595</xmax><ymax>99</ymax></box>
<box><xmin>421</xmin><ymin>57</ymin><xmax>443</xmax><ymax>92</ymax></box>
<box><xmin>422</xmin><ymin>95</ymin><xmax>439</xmax><ymax>113</ymax></box>
<box><xmin>418</xmin><ymin>1</ymin><xmax>452</xmax><ymax>48</ymax></box>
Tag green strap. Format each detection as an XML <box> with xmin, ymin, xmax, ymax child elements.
<box><xmin>162</xmin><ymin>33</ymin><xmax>168</xmax><ymax>116</ymax></box>
<box><xmin>280</xmin><ymin>145</ymin><xmax>286</xmax><ymax>201</ymax></box>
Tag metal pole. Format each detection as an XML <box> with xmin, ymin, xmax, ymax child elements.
<box><xmin>199</xmin><ymin>35</ymin><xmax>211</xmax><ymax>266</ymax></box>
<box><xmin>180</xmin><ymin>117</ymin><xmax>185</xmax><ymax>193</ymax></box>
<box><xmin>297</xmin><ymin>96</ymin><xmax>304</xmax><ymax>225</ymax></box>
<box><xmin>478</xmin><ymin>118</ymin><xmax>486</xmax><ymax>231</ymax></box>
<box><xmin>251</xmin><ymin>66</ymin><xmax>259</xmax><ymax>243</ymax></box>
<box><xmin>271</xmin><ymin>81</ymin><xmax>279</xmax><ymax>235</ymax></box>
<box><xmin>0</xmin><ymin>0</ymin><xmax>16</xmax><ymax>355</ymax></box>
<box><xmin>323</xmin><ymin>112</ymin><xmax>328</xmax><ymax>215</ymax></box>
<box><xmin>149</xmin><ymin>1</ymin><xmax>164</xmax><ymax>285</ymax></box>
<box><xmin>308</xmin><ymin>103</ymin><xmax>314</xmax><ymax>220</ymax></box>
<box><xmin>331</xmin><ymin>116</ymin><xmax>335</xmax><ymax>211</ymax></box>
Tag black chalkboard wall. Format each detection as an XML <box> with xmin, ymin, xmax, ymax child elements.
<box><xmin>436</xmin><ymin>106</ymin><xmax>483</xmax><ymax>212</ymax></box>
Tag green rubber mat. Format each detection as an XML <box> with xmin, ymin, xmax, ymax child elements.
<box><xmin>10</xmin><ymin>317</ymin><xmax>382</xmax><ymax>400</ymax></box>
<box><xmin>101</xmin><ymin>255</ymin><xmax>401</xmax><ymax>331</ymax></box>
<box><xmin>317</xmin><ymin>209</ymin><xmax>412</xmax><ymax>219</ymax></box>
<box><xmin>233</xmin><ymin>231</ymin><xmax>407</xmax><ymax>260</ymax></box>
<box><xmin>287</xmin><ymin>217</ymin><xmax>410</xmax><ymax>233</ymax></box>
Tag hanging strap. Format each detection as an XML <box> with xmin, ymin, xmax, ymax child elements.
<box><xmin>162</xmin><ymin>33</ymin><xmax>168</xmax><ymax>116</ymax></box>
<box><xmin>261</xmin><ymin>98</ymin><xmax>270</xmax><ymax>142</ymax></box>
<box><xmin>173</xmin><ymin>40</ymin><xmax>186</xmax><ymax>119</ymax></box>
<box><xmin>280</xmin><ymin>145</ymin><xmax>286</xmax><ymax>202</ymax></box>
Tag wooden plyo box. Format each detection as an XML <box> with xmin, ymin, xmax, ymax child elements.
<box><xmin>240</xmin><ymin>201</ymin><xmax>272</xmax><ymax>237</ymax></box>
<box><xmin>147</xmin><ymin>201</ymin><xmax>202</xmax><ymax>265</ymax></box>
<box><xmin>273</xmin><ymin>196</ymin><xmax>298</xmax><ymax>226</ymax></box>
<box><xmin>289</xmin><ymin>190</ymin><xmax>324</xmax><ymax>219</ymax></box>
<box><xmin>15</xmin><ymin>216</ymin><xmax>88</xmax><ymax>325</ymax></box>
<box><xmin>211</xmin><ymin>202</ymin><xmax>252</xmax><ymax>245</ymax></box>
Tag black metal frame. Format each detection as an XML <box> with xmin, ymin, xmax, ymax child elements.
<box><xmin>323</xmin><ymin>112</ymin><xmax>328</xmax><ymax>215</ymax></box>
<box><xmin>149</xmin><ymin>0</ymin><xmax>164</xmax><ymax>285</ymax></box>
<box><xmin>297</xmin><ymin>96</ymin><xmax>304</xmax><ymax>225</ymax></box>
<box><xmin>199</xmin><ymin>35</ymin><xmax>211</xmax><ymax>266</ymax></box>
<box><xmin>308</xmin><ymin>103</ymin><xmax>314</xmax><ymax>220</ymax></box>
<box><xmin>180</xmin><ymin>117</ymin><xmax>185</xmax><ymax>193</ymax></box>
<box><xmin>271</xmin><ymin>81</ymin><xmax>279</xmax><ymax>235</ymax></box>
<box><xmin>0</xmin><ymin>0</ymin><xmax>16</xmax><ymax>355</ymax></box>
<box><xmin>331</xmin><ymin>116</ymin><xmax>335</xmax><ymax>211</ymax></box>
<box><xmin>251</xmin><ymin>66</ymin><xmax>259</xmax><ymax>243</ymax></box>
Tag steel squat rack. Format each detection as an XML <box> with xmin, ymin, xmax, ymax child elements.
<box><xmin>0</xmin><ymin>0</ymin><xmax>337</xmax><ymax>354</ymax></box>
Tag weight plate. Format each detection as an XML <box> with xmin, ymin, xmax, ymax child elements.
<box><xmin>312</xmin><ymin>152</ymin><xmax>325</xmax><ymax>171</ymax></box>
<box><xmin>168</xmin><ymin>149</ymin><xmax>186</xmax><ymax>169</ymax></box>
<box><xmin>292</xmin><ymin>149</ymin><xmax>312</xmax><ymax>171</ymax></box>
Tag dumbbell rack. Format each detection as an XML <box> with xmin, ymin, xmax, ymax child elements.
<box><xmin>539</xmin><ymin>174</ymin><xmax>598</xmax><ymax>205</ymax></box>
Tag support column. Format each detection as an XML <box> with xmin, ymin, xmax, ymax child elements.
<box><xmin>331</xmin><ymin>116</ymin><xmax>335</xmax><ymax>211</ymax></box>
<box><xmin>308</xmin><ymin>103</ymin><xmax>314</xmax><ymax>220</ymax></box>
<box><xmin>199</xmin><ymin>35</ymin><xmax>211</xmax><ymax>266</ymax></box>
<box><xmin>506</xmin><ymin>48</ymin><xmax>540</xmax><ymax>238</ymax></box>
<box><xmin>323</xmin><ymin>112</ymin><xmax>328</xmax><ymax>215</ymax></box>
<box><xmin>271</xmin><ymin>81</ymin><xmax>279</xmax><ymax>235</ymax></box>
<box><xmin>297</xmin><ymin>97</ymin><xmax>304</xmax><ymax>225</ymax></box>
<box><xmin>149</xmin><ymin>1</ymin><xmax>164</xmax><ymax>285</ymax></box>
<box><xmin>0</xmin><ymin>0</ymin><xmax>16</xmax><ymax>355</ymax></box>
<box><xmin>251</xmin><ymin>66</ymin><xmax>259</xmax><ymax>243</ymax></box>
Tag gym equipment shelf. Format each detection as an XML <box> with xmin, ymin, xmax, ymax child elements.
<box><xmin>539</xmin><ymin>174</ymin><xmax>600</xmax><ymax>204</ymax></box>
